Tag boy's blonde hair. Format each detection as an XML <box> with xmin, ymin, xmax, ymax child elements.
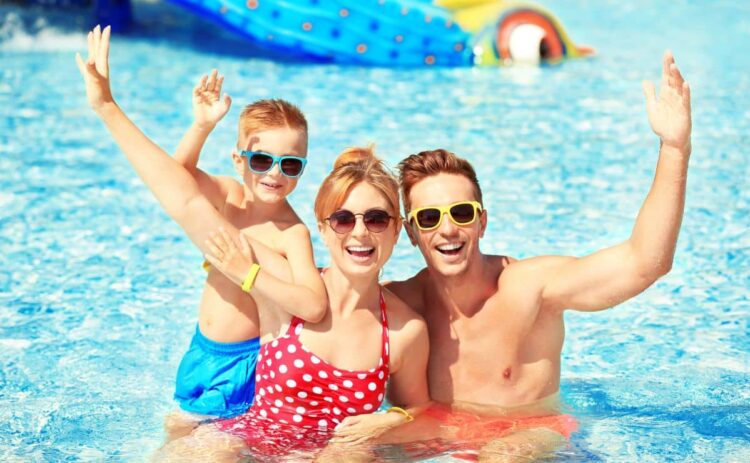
<box><xmin>239</xmin><ymin>99</ymin><xmax>308</xmax><ymax>136</ymax></box>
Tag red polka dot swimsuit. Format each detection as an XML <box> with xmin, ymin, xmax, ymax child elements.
<box><xmin>217</xmin><ymin>291</ymin><xmax>390</xmax><ymax>456</ymax></box>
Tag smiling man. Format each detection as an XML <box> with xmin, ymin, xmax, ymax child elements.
<box><xmin>385</xmin><ymin>51</ymin><xmax>692</xmax><ymax>461</ymax></box>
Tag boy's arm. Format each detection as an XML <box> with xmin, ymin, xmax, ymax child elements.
<box><xmin>531</xmin><ymin>51</ymin><xmax>692</xmax><ymax>313</ymax></box>
<box><xmin>76</xmin><ymin>27</ymin><xmax>329</xmax><ymax>320</ymax></box>
<box><xmin>173</xmin><ymin>70</ymin><xmax>233</xmax><ymax>210</ymax></box>
<box><xmin>204</xmin><ymin>228</ymin><xmax>327</xmax><ymax>323</ymax></box>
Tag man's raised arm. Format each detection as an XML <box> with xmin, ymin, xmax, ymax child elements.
<box><xmin>530</xmin><ymin>50</ymin><xmax>692</xmax><ymax>312</ymax></box>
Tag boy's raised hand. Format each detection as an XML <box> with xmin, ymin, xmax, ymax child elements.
<box><xmin>75</xmin><ymin>25</ymin><xmax>114</xmax><ymax>113</ymax></box>
<box><xmin>193</xmin><ymin>69</ymin><xmax>232</xmax><ymax>129</ymax></box>
<box><xmin>642</xmin><ymin>50</ymin><xmax>692</xmax><ymax>151</ymax></box>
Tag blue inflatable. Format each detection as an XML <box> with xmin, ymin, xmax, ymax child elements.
<box><xmin>166</xmin><ymin>0</ymin><xmax>593</xmax><ymax>66</ymax></box>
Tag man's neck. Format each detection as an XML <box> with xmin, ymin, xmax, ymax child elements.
<box><xmin>426</xmin><ymin>253</ymin><xmax>498</xmax><ymax>318</ymax></box>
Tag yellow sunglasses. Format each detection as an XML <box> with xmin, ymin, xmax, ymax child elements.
<box><xmin>407</xmin><ymin>201</ymin><xmax>483</xmax><ymax>231</ymax></box>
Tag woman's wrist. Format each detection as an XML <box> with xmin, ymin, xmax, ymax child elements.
<box><xmin>385</xmin><ymin>406</ymin><xmax>414</xmax><ymax>424</ymax></box>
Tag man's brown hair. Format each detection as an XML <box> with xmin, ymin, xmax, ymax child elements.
<box><xmin>398</xmin><ymin>149</ymin><xmax>483</xmax><ymax>215</ymax></box>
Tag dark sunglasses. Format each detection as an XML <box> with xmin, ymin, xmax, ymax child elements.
<box><xmin>407</xmin><ymin>201</ymin><xmax>482</xmax><ymax>231</ymax></box>
<box><xmin>325</xmin><ymin>209</ymin><xmax>394</xmax><ymax>234</ymax></box>
<box><xmin>239</xmin><ymin>150</ymin><xmax>307</xmax><ymax>178</ymax></box>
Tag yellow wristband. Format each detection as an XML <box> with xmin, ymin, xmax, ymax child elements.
<box><xmin>386</xmin><ymin>406</ymin><xmax>414</xmax><ymax>422</ymax></box>
<box><xmin>241</xmin><ymin>263</ymin><xmax>261</xmax><ymax>293</ymax></box>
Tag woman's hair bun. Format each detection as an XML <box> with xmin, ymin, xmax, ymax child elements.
<box><xmin>333</xmin><ymin>145</ymin><xmax>376</xmax><ymax>169</ymax></box>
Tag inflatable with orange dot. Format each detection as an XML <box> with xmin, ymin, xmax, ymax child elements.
<box><xmin>167</xmin><ymin>0</ymin><xmax>593</xmax><ymax>66</ymax></box>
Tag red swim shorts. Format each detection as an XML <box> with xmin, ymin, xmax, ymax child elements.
<box><xmin>424</xmin><ymin>405</ymin><xmax>578</xmax><ymax>441</ymax></box>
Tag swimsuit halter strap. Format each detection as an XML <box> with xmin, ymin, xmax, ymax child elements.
<box><xmin>379</xmin><ymin>288</ymin><xmax>390</xmax><ymax>367</ymax></box>
<box><xmin>290</xmin><ymin>288</ymin><xmax>389</xmax><ymax>367</ymax></box>
<box><xmin>288</xmin><ymin>316</ymin><xmax>304</xmax><ymax>338</ymax></box>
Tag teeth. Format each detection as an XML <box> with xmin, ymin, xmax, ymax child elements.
<box><xmin>437</xmin><ymin>243</ymin><xmax>462</xmax><ymax>251</ymax></box>
<box><xmin>347</xmin><ymin>246</ymin><xmax>374</xmax><ymax>252</ymax></box>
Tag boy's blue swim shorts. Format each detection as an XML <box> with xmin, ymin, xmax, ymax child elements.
<box><xmin>174</xmin><ymin>326</ymin><xmax>260</xmax><ymax>418</ymax></box>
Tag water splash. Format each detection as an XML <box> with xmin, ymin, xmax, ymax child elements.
<box><xmin>0</xmin><ymin>10</ymin><xmax>86</xmax><ymax>52</ymax></box>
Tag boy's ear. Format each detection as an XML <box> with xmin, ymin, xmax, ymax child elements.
<box><xmin>232</xmin><ymin>151</ymin><xmax>245</xmax><ymax>176</ymax></box>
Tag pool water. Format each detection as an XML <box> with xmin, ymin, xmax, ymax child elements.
<box><xmin>1</xmin><ymin>0</ymin><xmax>749</xmax><ymax>461</ymax></box>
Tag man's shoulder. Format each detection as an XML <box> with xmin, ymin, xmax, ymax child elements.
<box><xmin>495</xmin><ymin>254</ymin><xmax>572</xmax><ymax>303</ymax></box>
<box><xmin>381</xmin><ymin>288</ymin><xmax>426</xmax><ymax>332</ymax></box>
<box><xmin>383</xmin><ymin>268</ymin><xmax>428</xmax><ymax>315</ymax></box>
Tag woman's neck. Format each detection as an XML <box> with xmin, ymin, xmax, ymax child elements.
<box><xmin>322</xmin><ymin>265</ymin><xmax>381</xmax><ymax>318</ymax></box>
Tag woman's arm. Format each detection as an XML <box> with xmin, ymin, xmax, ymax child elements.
<box><xmin>76</xmin><ymin>26</ymin><xmax>326</xmax><ymax>320</ymax></box>
<box><xmin>205</xmin><ymin>228</ymin><xmax>327</xmax><ymax>322</ymax></box>
<box><xmin>330</xmin><ymin>297</ymin><xmax>432</xmax><ymax>444</ymax></box>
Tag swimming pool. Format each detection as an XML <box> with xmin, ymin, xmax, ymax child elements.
<box><xmin>1</xmin><ymin>0</ymin><xmax>748</xmax><ymax>461</ymax></box>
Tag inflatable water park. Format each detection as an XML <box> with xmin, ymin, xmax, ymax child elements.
<box><xmin>38</xmin><ymin>0</ymin><xmax>594</xmax><ymax>66</ymax></box>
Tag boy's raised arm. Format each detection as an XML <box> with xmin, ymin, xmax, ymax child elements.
<box><xmin>172</xmin><ymin>70</ymin><xmax>233</xmax><ymax>209</ymax></box>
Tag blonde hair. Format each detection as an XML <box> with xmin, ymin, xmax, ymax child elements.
<box><xmin>239</xmin><ymin>99</ymin><xmax>307</xmax><ymax>137</ymax></box>
<box><xmin>314</xmin><ymin>146</ymin><xmax>400</xmax><ymax>223</ymax></box>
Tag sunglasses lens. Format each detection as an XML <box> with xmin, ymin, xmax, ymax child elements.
<box><xmin>328</xmin><ymin>210</ymin><xmax>356</xmax><ymax>233</ymax></box>
<box><xmin>280</xmin><ymin>158</ymin><xmax>304</xmax><ymax>177</ymax></box>
<box><xmin>415</xmin><ymin>208</ymin><xmax>442</xmax><ymax>229</ymax></box>
<box><xmin>249</xmin><ymin>153</ymin><xmax>274</xmax><ymax>173</ymax></box>
<box><xmin>363</xmin><ymin>210</ymin><xmax>391</xmax><ymax>232</ymax></box>
<box><xmin>449</xmin><ymin>203</ymin><xmax>477</xmax><ymax>224</ymax></box>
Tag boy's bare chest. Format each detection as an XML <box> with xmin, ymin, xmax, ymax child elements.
<box><xmin>226</xmin><ymin>210</ymin><xmax>288</xmax><ymax>256</ymax></box>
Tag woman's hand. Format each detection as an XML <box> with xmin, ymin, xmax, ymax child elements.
<box><xmin>192</xmin><ymin>69</ymin><xmax>232</xmax><ymax>130</ymax></box>
<box><xmin>204</xmin><ymin>228</ymin><xmax>257</xmax><ymax>286</ymax></box>
<box><xmin>329</xmin><ymin>412</ymin><xmax>405</xmax><ymax>445</ymax></box>
<box><xmin>75</xmin><ymin>25</ymin><xmax>115</xmax><ymax>114</ymax></box>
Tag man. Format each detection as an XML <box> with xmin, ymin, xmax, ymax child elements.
<box><xmin>385</xmin><ymin>51</ymin><xmax>692</xmax><ymax>461</ymax></box>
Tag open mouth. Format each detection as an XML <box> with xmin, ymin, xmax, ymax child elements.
<box><xmin>436</xmin><ymin>242</ymin><xmax>464</xmax><ymax>256</ymax></box>
<box><xmin>346</xmin><ymin>245</ymin><xmax>375</xmax><ymax>260</ymax></box>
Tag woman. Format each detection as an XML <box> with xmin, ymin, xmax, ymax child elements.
<box><xmin>157</xmin><ymin>148</ymin><xmax>431</xmax><ymax>461</ymax></box>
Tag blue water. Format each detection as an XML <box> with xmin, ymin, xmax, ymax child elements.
<box><xmin>1</xmin><ymin>0</ymin><xmax>749</xmax><ymax>461</ymax></box>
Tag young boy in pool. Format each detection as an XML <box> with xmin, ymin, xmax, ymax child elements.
<box><xmin>165</xmin><ymin>70</ymin><xmax>325</xmax><ymax>439</ymax></box>
<box><xmin>74</xmin><ymin>26</ymin><xmax>327</xmax><ymax>441</ymax></box>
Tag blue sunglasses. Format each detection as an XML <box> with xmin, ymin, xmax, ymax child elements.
<box><xmin>239</xmin><ymin>150</ymin><xmax>308</xmax><ymax>178</ymax></box>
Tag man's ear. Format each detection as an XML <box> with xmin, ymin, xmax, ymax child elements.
<box><xmin>232</xmin><ymin>151</ymin><xmax>245</xmax><ymax>176</ymax></box>
<box><xmin>479</xmin><ymin>208</ymin><xmax>488</xmax><ymax>238</ymax></box>
<box><xmin>404</xmin><ymin>220</ymin><xmax>418</xmax><ymax>246</ymax></box>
